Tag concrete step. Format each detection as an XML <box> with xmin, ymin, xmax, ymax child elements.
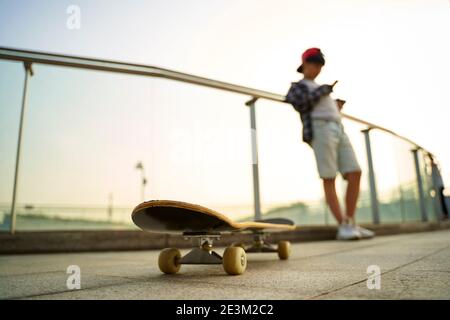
<box><xmin>1</xmin><ymin>221</ymin><xmax>449</xmax><ymax>254</ymax></box>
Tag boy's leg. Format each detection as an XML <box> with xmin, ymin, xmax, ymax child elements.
<box><xmin>323</xmin><ymin>178</ymin><xmax>344</xmax><ymax>224</ymax></box>
<box><xmin>337</xmin><ymin>127</ymin><xmax>362</xmax><ymax>224</ymax></box>
<box><xmin>344</xmin><ymin>171</ymin><xmax>362</xmax><ymax>223</ymax></box>
<box><xmin>310</xmin><ymin>120</ymin><xmax>350</xmax><ymax>225</ymax></box>
<box><xmin>344</xmin><ymin>170</ymin><xmax>374</xmax><ymax>239</ymax></box>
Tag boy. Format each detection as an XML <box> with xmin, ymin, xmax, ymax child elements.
<box><xmin>285</xmin><ymin>48</ymin><xmax>374</xmax><ymax>240</ymax></box>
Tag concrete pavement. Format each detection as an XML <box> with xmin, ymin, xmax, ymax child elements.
<box><xmin>0</xmin><ymin>229</ymin><xmax>449</xmax><ymax>299</ymax></box>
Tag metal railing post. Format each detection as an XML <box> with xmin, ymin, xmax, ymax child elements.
<box><xmin>412</xmin><ymin>148</ymin><xmax>428</xmax><ymax>222</ymax></box>
<box><xmin>245</xmin><ymin>97</ymin><xmax>261</xmax><ymax>221</ymax></box>
<box><xmin>361</xmin><ymin>128</ymin><xmax>380</xmax><ymax>224</ymax></box>
<box><xmin>10</xmin><ymin>62</ymin><xmax>33</xmax><ymax>234</ymax></box>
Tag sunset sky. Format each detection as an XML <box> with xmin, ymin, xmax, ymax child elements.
<box><xmin>0</xmin><ymin>0</ymin><xmax>448</xmax><ymax>218</ymax></box>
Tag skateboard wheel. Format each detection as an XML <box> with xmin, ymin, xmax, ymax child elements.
<box><xmin>158</xmin><ymin>248</ymin><xmax>181</xmax><ymax>274</ymax></box>
<box><xmin>223</xmin><ymin>246</ymin><xmax>247</xmax><ymax>275</ymax></box>
<box><xmin>277</xmin><ymin>241</ymin><xmax>291</xmax><ymax>260</ymax></box>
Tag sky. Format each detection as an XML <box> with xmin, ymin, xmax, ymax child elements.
<box><xmin>0</xmin><ymin>0</ymin><xmax>449</xmax><ymax>218</ymax></box>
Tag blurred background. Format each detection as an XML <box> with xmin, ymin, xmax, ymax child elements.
<box><xmin>0</xmin><ymin>0</ymin><xmax>448</xmax><ymax>230</ymax></box>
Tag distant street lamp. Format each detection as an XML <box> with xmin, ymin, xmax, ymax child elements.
<box><xmin>135</xmin><ymin>162</ymin><xmax>147</xmax><ymax>202</ymax></box>
<box><xmin>107</xmin><ymin>193</ymin><xmax>113</xmax><ymax>222</ymax></box>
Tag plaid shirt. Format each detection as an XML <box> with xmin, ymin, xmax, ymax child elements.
<box><xmin>285</xmin><ymin>80</ymin><xmax>332</xmax><ymax>144</ymax></box>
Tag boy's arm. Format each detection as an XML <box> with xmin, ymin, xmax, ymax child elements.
<box><xmin>285</xmin><ymin>82</ymin><xmax>333</xmax><ymax>113</ymax></box>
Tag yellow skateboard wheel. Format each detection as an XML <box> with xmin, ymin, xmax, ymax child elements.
<box><xmin>158</xmin><ymin>248</ymin><xmax>181</xmax><ymax>274</ymax></box>
<box><xmin>277</xmin><ymin>241</ymin><xmax>291</xmax><ymax>260</ymax></box>
<box><xmin>223</xmin><ymin>246</ymin><xmax>247</xmax><ymax>275</ymax></box>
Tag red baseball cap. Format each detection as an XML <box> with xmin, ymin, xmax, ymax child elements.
<box><xmin>297</xmin><ymin>48</ymin><xmax>326</xmax><ymax>73</ymax></box>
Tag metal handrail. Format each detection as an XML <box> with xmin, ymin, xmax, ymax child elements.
<box><xmin>0</xmin><ymin>46</ymin><xmax>429</xmax><ymax>152</ymax></box>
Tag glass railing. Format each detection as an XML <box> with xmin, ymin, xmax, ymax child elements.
<box><xmin>0</xmin><ymin>48</ymin><xmax>445</xmax><ymax>232</ymax></box>
<box><xmin>251</xmin><ymin>113</ymin><xmax>432</xmax><ymax>226</ymax></box>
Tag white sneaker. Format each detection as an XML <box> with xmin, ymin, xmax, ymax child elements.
<box><xmin>355</xmin><ymin>226</ymin><xmax>375</xmax><ymax>239</ymax></box>
<box><xmin>336</xmin><ymin>224</ymin><xmax>361</xmax><ymax>240</ymax></box>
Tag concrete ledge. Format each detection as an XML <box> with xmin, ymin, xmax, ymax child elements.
<box><xmin>1</xmin><ymin>221</ymin><xmax>449</xmax><ymax>254</ymax></box>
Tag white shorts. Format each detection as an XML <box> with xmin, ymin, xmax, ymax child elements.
<box><xmin>311</xmin><ymin>119</ymin><xmax>361</xmax><ymax>179</ymax></box>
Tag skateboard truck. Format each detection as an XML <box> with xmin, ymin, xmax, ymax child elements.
<box><xmin>179</xmin><ymin>232</ymin><xmax>222</xmax><ymax>265</ymax></box>
<box><xmin>157</xmin><ymin>231</ymin><xmax>248</xmax><ymax>275</ymax></box>
<box><xmin>231</xmin><ymin>231</ymin><xmax>291</xmax><ymax>260</ymax></box>
<box><xmin>245</xmin><ymin>231</ymin><xmax>278</xmax><ymax>253</ymax></box>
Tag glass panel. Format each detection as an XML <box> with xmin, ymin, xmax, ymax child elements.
<box><xmin>0</xmin><ymin>60</ymin><xmax>25</xmax><ymax>231</ymax></box>
<box><xmin>370</xmin><ymin>130</ymin><xmax>404</xmax><ymax>223</ymax></box>
<box><xmin>371</xmin><ymin>130</ymin><xmax>421</xmax><ymax>223</ymax></box>
<box><xmin>0</xmin><ymin>63</ymin><xmax>254</xmax><ymax>230</ymax></box>
<box><xmin>253</xmin><ymin>99</ymin><xmax>328</xmax><ymax>225</ymax></box>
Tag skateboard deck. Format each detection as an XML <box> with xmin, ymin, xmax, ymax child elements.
<box><xmin>132</xmin><ymin>199</ymin><xmax>296</xmax><ymax>234</ymax></box>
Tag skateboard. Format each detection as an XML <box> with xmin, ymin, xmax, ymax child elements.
<box><xmin>132</xmin><ymin>200</ymin><xmax>296</xmax><ymax>275</ymax></box>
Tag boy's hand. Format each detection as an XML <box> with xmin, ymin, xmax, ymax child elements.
<box><xmin>336</xmin><ymin>99</ymin><xmax>346</xmax><ymax>110</ymax></box>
